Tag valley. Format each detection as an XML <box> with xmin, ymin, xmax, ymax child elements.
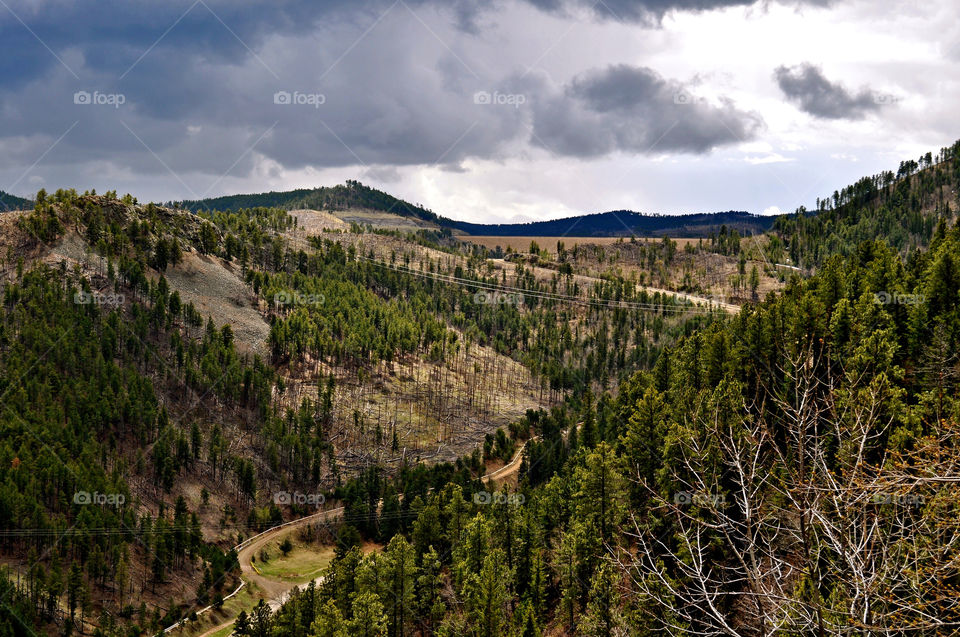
<box><xmin>0</xmin><ymin>139</ymin><xmax>958</xmax><ymax>636</ymax></box>
<box><xmin>3</xmin><ymin>0</ymin><xmax>960</xmax><ymax>634</ymax></box>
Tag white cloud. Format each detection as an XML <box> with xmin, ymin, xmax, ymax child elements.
<box><xmin>743</xmin><ymin>153</ymin><xmax>794</xmax><ymax>164</ymax></box>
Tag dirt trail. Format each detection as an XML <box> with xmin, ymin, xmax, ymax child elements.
<box><xmin>481</xmin><ymin>440</ymin><xmax>529</xmax><ymax>485</ymax></box>
<box><xmin>177</xmin><ymin>437</ymin><xmax>540</xmax><ymax>635</ymax></box>
<box><xmin>234</xmin><ymin>508</ymin><xmax>342</xmax><ymax>604</ymax></box>
<box><xmin>168</xmin><ymin>508</ymin><xmax>341</xmax><ymax>635</ymax></box>
<box><xmin>480</xmin><ymin>422</ymin><xmax>587</xmax><ymax>486</ymax></box>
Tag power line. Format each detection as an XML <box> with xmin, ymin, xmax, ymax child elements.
<box><xmin>356</xmin><ymin>255</ymin><xmax>730</xmax><ymax>315</ymax></box>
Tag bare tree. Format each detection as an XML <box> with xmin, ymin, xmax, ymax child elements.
<box><xmin>619</xmin><ymin>342</ymin><xmax>960</xmax><ymax>635</ymax></box>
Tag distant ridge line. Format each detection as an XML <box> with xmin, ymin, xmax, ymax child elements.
<box><xmin>177</xmin><ymin>181</ymin><xmax>775</xmax><ymax>238</ymax></box>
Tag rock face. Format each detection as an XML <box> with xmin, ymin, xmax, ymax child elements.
<box><xmin>160</xmin><ymin>250</ymin><xmax>270</xmax><ymax>358</ymax></box>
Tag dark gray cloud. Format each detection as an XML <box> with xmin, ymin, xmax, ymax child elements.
<box><xmin>0</xmin><ymin>1</ymin><xmax>528</xmax><ymax>182</ymax></box>
<box><xmin>522</xmin><ymin>0</ymin><xmax>833</xmax><ymax>23</ymax></box>
<box><xmin>0</xmin><ymin>0</ymin><xmax>765</xmax><ymax>188</ymax></box>
<box><xmin>0</xmin><ymin>0</ymin><xmax>835</xmax><ymax>89</ymax></box>
<box><xmin>529</xmin><ymin>64</ymin><xmax>763</xmax><ymax>156</ymax></box>
<box><xmin>0</xmin><ymin>0</ymin><xmax>343</xmax><ymax>86</ymax></box>
<box><xmin>774</xmin><ymin>63</ymin><xmax>887</xmax><ymax>119</ymax></box>
<box><xmin>0</xmin><ymin>0</ymin><xmax>841</xmax><ymax>203</ymax></box>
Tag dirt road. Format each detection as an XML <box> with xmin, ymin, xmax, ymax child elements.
<box><xmin>176</xmin><ymin>439</ymin><xmax>538</xmax><ymax>635</ymax></box>
<box><xmin>168</xmin><ymin>508</ymin><xmax>341</xmax><ymax>635</ymax></box>
<box><xmin>234</xmin><ymin>508</ymin><xmax>343</xmax><ymax>605</ymax></box>
<box><xmin>481</xmin><ymin>440</ymin><xmax>529</xmax><ymax>485</ymax></box>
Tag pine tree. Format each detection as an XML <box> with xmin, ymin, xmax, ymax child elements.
<box><xmin>310</xmin><ymin>599</ymin><xmax>348</xmax><ymax>637</ymax></box>
<box><xmin>383</xmin><ymin>534</ymin><xmax>417</xmax><ymax>637</ymax></box>
<box><xmin>251</xmin><ymin>599</ymin><xmax>272</xmax><ymax>637</ymax></box>
<box><xmin>463</xmin><ymin>550</ymin><xmax>510</xmax><ymax>637</ymax></box>
<box><xmin>234</xmin><ymin>610</ymin><xmax>250</xmax><ymax>635</ymax></box>
<box><xmin>349</xmin><ymin>592</ymin><xmax>387</xmax><ymax>637</ymax></box>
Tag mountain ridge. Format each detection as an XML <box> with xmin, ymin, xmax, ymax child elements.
<box><xmin>0</xmin><ymin>190</ymin><xmax>33</xmax><ymax>211</ymax></box>
<box><xmin>178</xmin><ymin>181</ymin><xmax>774</xmax><ymax>238</ymax></box>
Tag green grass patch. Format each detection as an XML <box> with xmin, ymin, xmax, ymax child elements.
<box><xmin>255</xmin><ymin>542</ymin><xmax>335</xmax><ymax>584</ymax></box>
<box><xmin>168</xmin><ymin>581</ymin><xmax>263</xmax><ymax>637</ymax></box>
<box><xmin>208</xmin><ymin>624</ymin><xmax>236</xmax><ymax>637</ymax></box>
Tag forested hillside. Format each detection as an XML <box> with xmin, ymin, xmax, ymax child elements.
<box><xmin>178</xmin><ymin>183</ymin><xmax>773</xmax><ymax>238</ymax></box>
<box><xmin>450</xmin><ymin>209</ymin><xmax>774</xmax><ymax>238</ymax></box>
<box><xmin>225</xmin><ymin>141</ymin><xmax>960</xmax><ymax>636</ymax></box>
<box><xmin>775</xmin><ymin>139</ymin><xmax>960</xmax><ymax>269</ymax></box>
<box><xmin>0</xmin><ymin>187</ymin><xmax>722</xmax><ymax>636</ymax></box>
<box><xmin>177</xmin><ymin>181</ymin><xmax>440</xmax><ymax>225</ymax></box>
<box><xmin>0</xmin><ymin>190</ymin><xmax>32</xmax><ymax>211</ymax></box>
<box><xmin>1</xmin><ymin>140</ymin><xmax>959</xmax><ymax>636</ymax></box>
<box><xmin>255</xmin><ymin>217</ymin><xmax>960</xmax><ymax>637</ymax></box>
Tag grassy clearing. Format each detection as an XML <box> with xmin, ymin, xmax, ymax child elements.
<box><xmin>207</xmin><ymin>624</ymin><xmax>236</xmax><ymax>637</ymax></box>
<box><xmin>168</xmin><ymin>581</ymin><xmax>263</xmax><ymax>637</ymax></box>
<box><xmin>255</xmin><ymin>540</ymin><xmax>336</xmax><ymax>584</ymax></box>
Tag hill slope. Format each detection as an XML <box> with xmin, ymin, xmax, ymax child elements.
<box><xmin>180</xmin><ymin>182</ymin><xmax>774</xmax><ymax>238</ymax></box>
<box><xmin>5</xmin><ymin>139</ymin><xmax>960</xmax><ymax>636</ymax></box>
<box><xmin>0</xmin><ymin>190</ymin><xmax>32</xmax><ymax>211</ymax></box>
<box><xmin>267</xmin><ymin>163</ymin><xmax>960</xmax><ymax>637</ymax></box>
<box><xmin>450</xmin><ymin>209</ymin><xmax>774</xmax><ymax>237</ymax></box>
<box><xmin>774</xmin><ymin>138</ymin><xmax>960</xmax><ymax>268</ymax></box>
<box><xmin>176</xmin><ymin>180</ymin><xmax>440</xmax><ymax>226</ymax></box>
<box><xmin>0</xmin><ymin>187</ymin><xmax>724</xmax><ymax>635</ymax></box>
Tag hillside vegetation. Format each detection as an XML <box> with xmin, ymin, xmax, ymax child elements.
<box><xmin>450</xmin><ymin>209</ymin><xmax>774</xmax><ymax>238</ymax></box>
<box><xmin>260</xmin><ymin>196</ymin><xmax>960</xmax><ymax>637</ymax></box>
<box><xmin>228</xmin><ymin>142</ymin><xmax>960</xmax><ymax>636</ymax></box>
<box><xmin>1</xmin><ymin>140</ymin><xmax>959</xmax><ymax>636</ymax></box>
<box><xmin>178</xmin><ymin>182</ymin><xmax>773</xmax><ymax>238</ymax></box>
<box><xmin>177</xmin><ymin>180</ymin><xmax>440</xmax><ymax>226</ymax></box>
<box><xmin>775</xmin><ymin>139</ymin><xmax>960</xmax><ymax>268</ymax></box>
<box><xmin>0</xmin><ymin>190</ymin><xmax>32</xmax><ymax>212</ymax></box>
<box><xmin>0</xmin><ymin>187</ymin><xmax>720</xmax><ymax>636</ymax></box>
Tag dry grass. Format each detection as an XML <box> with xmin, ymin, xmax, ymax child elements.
<box><xmin>288</xmin><ymin>208</ymin><xmax>350</xmax><ymax>234</ymax></box>
<box><xmin>282</xmin><ymin>338</ymin><xmax>547</xmax><ymax>468</ymax></box>
<box><xmin>459</xmin><ymin>235</ymin><xmax>703</xmax><ymax>255</ymax></box>
<box><xmin>331</xmin><ymin>208</ymin><xmax>439</xmax><ymax>230</ymax></box>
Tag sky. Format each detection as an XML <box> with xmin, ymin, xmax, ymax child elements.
<box><xmin>0</xmin><ymin>0</ymin><xmax>957</xmax><ymax>223</ymax></box>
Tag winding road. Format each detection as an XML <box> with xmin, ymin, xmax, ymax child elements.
<box><xmin>481</xmin><ymin>439</ymin><xmax>530</xmax><ymax>484</ymax></box>
<box><xmin>171</xmin><ymin>446</ymin><xmax>527</xmax><ymax>636</ymax></box>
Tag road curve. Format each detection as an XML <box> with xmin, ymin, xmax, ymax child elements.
<box><xmin>481</xmin><ymin>440</ymin><xmax>529</xmax><ymax>484</ymax></box>
<box><xmin>172</xmin><ymin>446</ymin><xmax>527</xmax><ymax>635</ymax></box>
<box><xmin>167</xmin><ymin>507</ymin><xmax>342</xmax><ymax>635</ymax></box>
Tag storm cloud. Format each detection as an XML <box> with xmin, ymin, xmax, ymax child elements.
<box><xmin>774</xmin><ymin>63</ymin><xmax>889</xmax><ymax>119</ymax></box>
<box><xmin>0</xmin><ymin>0</ymin><xmax>948</xmax><ymax>219</ymax></box>
<box><xmin>529</xmin><ymin>65</ymin><xmax>764</xmax><ymax>156</ymax></box>
<box><xmin>0</xmin><ymin>0</ymin><xmax>770</xmax><ymax>192</ymax></box>
<box><xmin>522</xmin><ymin>0</ymin><xmax>833</xmax><ymax>23</ymax></box>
